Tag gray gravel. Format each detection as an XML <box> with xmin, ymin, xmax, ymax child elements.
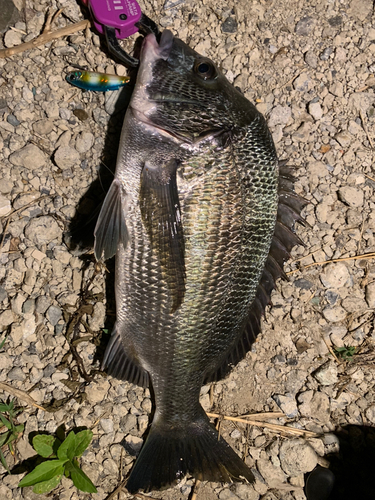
<box><xmin>1</xmin><ymin>0</ymin><xmax>375</xmax><ymax>499</ymax></box>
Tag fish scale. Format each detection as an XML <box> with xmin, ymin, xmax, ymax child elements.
<box><xmin>95</xmin><ymin>29</ymin><xmax>306</xmax><ymax>493</ymax></box>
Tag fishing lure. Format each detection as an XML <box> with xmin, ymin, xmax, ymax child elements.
<box><xmin>66</xmin><ymin>70</ymin><xmax>130</xmax><ymax>92</ymax></box>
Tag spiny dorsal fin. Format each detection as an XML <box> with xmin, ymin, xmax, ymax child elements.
<box><xmin>204</xmin><ymin>162</ymin><xmax>308</xmax><ymax>383</ymax></box>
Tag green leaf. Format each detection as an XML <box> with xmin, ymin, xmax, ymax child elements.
<box><xmin>69</xmin><ymin>459</ymin><xmax>97</xmax><ymax>493</ymax></box>
<box><xmin>0</xmin><ymin>414</ymin><xmax>11</xmax><ymax>430</ymax></box>
<box><xmin>57</xmin><ymin>431</ymin><xmax>76</xmax><ymax>461</ymax></box>
<box><xmin>0</xmin><ymin>334</ymin><xmax>7</xmax><ymax>349</ymax></box>
<box><xmin>33</xmin><ymin>435</ymin><xmax>56</xmax><ymax>458</ymax></box>
<box><xmin>0</xmin><ymin>431</ymin><xmax>11</xmax><ymax>447</ymax></box>
<box><xmin>0</xmin><ymin>447</ymin><xmax>10</xmax><ymax>473</ymax></box>
<box><xmin>18</xmin><ymin>460</ymin><xmax>66</xmax><ymax>488</ymax></box>
<box><xmin>32</xmin><ymin>473</ymin><xmax>63</xmax><ymax>494</ymax></box>
<box><xmin>0</xmin><ymin>403</ymin><xmax>10</xmax><ymax>412</ymax></box>
<box><xmin>72</xmin><ymin>430</ymin><xmax>93</xmax><ymax>458</ymax></box>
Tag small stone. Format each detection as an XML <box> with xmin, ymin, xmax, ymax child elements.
<box><xmin>308</xmin><ymin>102</ymin><xmax>323</xmax><ymax>120</ymax></box>
<box><xmin>279</xmin><ymin>439</ymin><xmax>318</xmax><ymax>476</ymax></box>
<box><xmin>219</xmin><ymin>488</ymin><xmax>240</xmax><ymax>499</ymax></box>
<box><xmin>235</xmin><ymin>484</ymin><xmax>260</xmax><ymax>500</ymax></box>
<box><xmin>365</xmin><ymin>282</ymin><xmax>375</xmax><ymax>308</ymax></box>
<box><xmin>124</xmin><ymin>434</ymin><xmax>143</xmax><ymax>454</ymax></box>
<box><xmin>7</xmin><ymin>114</ymin><xmax>20</xmax><ymax>127</ymax></box>
<box><xmin>85</xmin><ymin>379</ymin><xmax>110</xmax><ymax>404</ymax></box>
<box><xmin>348</xmin><ymin>0</ymin><xmax>373</xmax><ymax>21</ymax></box>
<box><xmin>0</xmin><ymin>286</ymin><xmax>7</xmax><ymax>302</ymax></box>
<box><xmin>4</xmin><ymin>29</ymin><xmax>22</xmax><ymax>47</ymax></box>
<box><xmin>0</xmin><ymin>194</ymin><xmax>11</xmax><ymax>216</ymax></box>
<box><xmin>8</xmin><ymin>367</ymin><xmax>26</xmax><ymax>381</ymax></box>
<box><xmin>320</xmin><ymin>263</ymin><xmax>350</xmax><ymax>288</ymax></box>
<box><xmin>75</xmin><ymin>132</ymin><xmax>94</xmax><ymax>153</ymax></box>
<box><xmin>268</xmin><ymin>105</ymin><xmax>291</xmax><ymax>127</ymax></box>
<box><xmin>365</xmin><ymin>405</ymin><xmax>375</xmax><ymax>424</ymax></box>
<box><xmin>273</xmin><ymin>394</ymin><xmax>298</xmax><ymax>418</ymax></box>
<box><xmin>338</xmin><ymin>186</ymin><xmax>364</xmax><ymax>208</ymax></box>
<box><xmin>257</xmin><ymin>458</ymin><xmax>287</xmax><ymax>486</ymax></box>
<box><xmin>9</xmin><ymin>144</ymin><xmax>46</xmax><ymax>169</ymax></box>
<box><xmin>0</xmin><ymin>309</ymin><xmax>15</xmax><ymax>330</ymax></box>
<box><xmin>298</xmin><ymin>391</ymin><xmax>330</xmax><ymax>423</ymax></box>
<box><xmin>313</xmin><ymin>361</ymin><xmax>338</xmax><ymax>386</ymax></box>
<box><xmin>320</xmin><ymin>47</ymin><xmax>333</xmax><ymax>61</ymax></box>
<box><xmin>35</xmin><ymin>296</ymin><xmax>51</xmax><ymax>314</ymax></box>
<box><xmin>322</xmin><ymin>306</ymin><xmax>347</xmax><ymax>323</ymax></box>
<box><xmin>100</xmin><ymin>418</ymin><xmax>114</xmax><ymax>434</ymax></box>
<box><xmin>54</xmin><ymin>146</ymin><xmax>80</xmax><ymax>169</ymax></box>
<box><xmin>295</xmin><ymin>16</ymin><xmax>315</xmax><ymax>36</ymax></box>
<box><xmin>59</xmin><ymin>108</ymin><xmax>72</xmax><ymax>120</ymax></box>
<box><xmin>330</xmin><ymin>81</ymin><xmax>344</xmax><ymax>98</ymax></box>
<box><xmin>73</xmin><ymin>108</ymin><xmax>89</xmax><ymax>121</ymax></box>
<box><xmin>293</xmin><ymin>73</ymin><xmax>312</xmax><ymax>91</ymax></box>
<box><xmin>335</xmin><ymin>131</ymin><xmax>352</xmax><ymax>148</ymax></box>
<box><xmin>328</xmin><ymin>15</ymin><xmax>343</xmax><ymax>26</ymax></box>
<box><xmin>304</xmin><ymin>50</ymin><xmax>317</xmax><ymax>68</ymax></box>
<box><xmin>46</xmin><ymin>305</ymin><xmax>62</xmax><ymax>326</ymax></box>
<box><xmin>24</xmin><ymin>216</ymin><xmax>61</xmax><ymax>246</ymax></box>
<box><xmin>120</xmin><ymin>413</ymin><xmax>137</xmax><ymax>433</ymax></box>
<box><xmin>231</xmin><ymin>429</ymin><xmax>242</xmax><ymax>439</ymax></box>
<box><xmin>294</xmin><ymin>278</ymin><xmax>313</xmax><ymax>290</ymax></box>
<box><xmin>33</xmin><ymin>119</ymin><xmax>54</xmax><ymax>135</ymax></box>
<box><xmin>222</xmin><ymin>17</ymin><xmax>237</xmax><ymax>33</ymax></box>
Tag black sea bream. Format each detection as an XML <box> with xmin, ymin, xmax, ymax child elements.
<box><xmin>94</xmin><ymin>29</ymin><xmax>305</xmax><ymax>493</ymax></box>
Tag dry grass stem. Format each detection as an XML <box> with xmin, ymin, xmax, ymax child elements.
<box><xmin>364</xmin><ymin>173</ymin><xmax>375</xmax><ymax>183</ymax></box>
<box><xmin>360</xmin><ymin>110</ymin><xmax>374</xmax><ymax>149</ymax></box>
<box><xmin>0</xmin><ymin>381</ymin><xmax>46</xmax><ymax>411</ymax></box>
<box><xmin>322</xmin><ymin>337</ymin><xmax>341</xmax><ymax>364</ymax></box>
<box><xmin>207</xmin><ymin>412</ymin><xmax>319</xmax><ymax>437</ymax></box>
<box><xmin>105</xmin><ymin>479</ymin><xmax>127</xmax><ymax>500</ymax></box>
<box><xmin>190</xmin><ymin>479</ymin><xmax>201</xmax><ymax>500</ymax></box>
<box><xmin>0</xmin><ymin>19</ymin><xmax>90</xmax><ymax>58</ymax></box>
<box><xmin>287</xmin><ymin>252</ymin><xmax>375</xmax><ymax>275</ymax></box>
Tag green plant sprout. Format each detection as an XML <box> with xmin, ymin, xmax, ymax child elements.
<box><xmin>334</xmin><ymin>344</ymin><xmax>356</xmax><ymax>361</ymax></box>
<box><xmin>0</xmin><ymin>398</ymin><xmax>24</xmax><ymax>473</ymax></box>
<box><xmin>18</xmin><ymin>429</ymin><xmax>97</xmax><ymax>494</ymax></box>
<box><xmin>0</xmin><ymin>333</ymin><xmax>7</xmax><ymax>350</ymax></box>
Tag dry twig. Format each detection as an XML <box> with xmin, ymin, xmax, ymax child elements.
<box><xmin>0</xmin><ymin>19</ymin><xmax>90</xmax><ymax>58</ymax></box>
<box><xmin>360</xmin><ymin>110</ymin><xmax>374</xmax><ymax>149</ymax></box>
<box><xmin>206</xmin><ymin>412</ymin><xmax>319</xmax><ymax>437</ymax></box>
<box><xmin>0</xmin><ymin>381</ymin><xmax>46</xmax><ymax>411</ymax></box>
<box><xmin>287</xmin><ymin>252</ymin><xmax>375</xmax><ymax>275</ymax></box>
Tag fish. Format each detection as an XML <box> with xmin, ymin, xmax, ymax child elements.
<box><xmin>94</xmin><ymin>29</ymin><xmax>306</xmax><ymax>493</ymax></box>
<box><xmin>66</xmin><ymin>70</ymin><xmax>130</xmax><ymax>92</ymax></box>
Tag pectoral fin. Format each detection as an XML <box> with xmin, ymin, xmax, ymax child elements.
<box><xmin>140</xmin><ymin>160</ymin><xmax>185</xmax><ymax>313</ymax></box>
<box><xmin>94</xmin><ymin>179</ymin><xmax>129</xmax><ymax>261</ymax></box>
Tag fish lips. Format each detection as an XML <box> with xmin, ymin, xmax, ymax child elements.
<box><xmin>141</xmin><ymin>30</ymin><xmax>174</xmax><ymax>64</ymax></box>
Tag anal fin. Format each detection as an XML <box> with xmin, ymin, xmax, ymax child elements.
<box><xmin>94</xmin><ymin>178</ymin><xmax>129</xmax><ymax>261</ymax></box>
<box><xmin>102</xmin><ymin>324</ymin><xmax>149</xmax><ymax>387</ymax></box>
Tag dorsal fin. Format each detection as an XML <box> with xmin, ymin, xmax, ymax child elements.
<box><xmin>204</xmin><ymin>162</ymin><xmax>308</xmax><ymax>384</ymax></box>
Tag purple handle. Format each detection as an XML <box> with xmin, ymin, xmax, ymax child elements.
<box><xmin>89</xmin><ymin>0</ymin><xmax>142</xmax><ymax>39</ymax></box>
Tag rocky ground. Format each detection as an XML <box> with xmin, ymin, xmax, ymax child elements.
<box><xmin>1</xmin><ymin>0</ymin><xmax>375</xmax><ymax>499</ymax></box>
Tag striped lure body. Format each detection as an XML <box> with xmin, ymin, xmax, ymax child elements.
<box><xmin>66</xmin><ymin>70</ymin><xmax>130</xmax><ymax>91</ymax></box>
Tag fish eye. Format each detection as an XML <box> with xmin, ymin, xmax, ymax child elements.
<box><xmin>194</xmin><ymin>59</ymin><xmax>216</xmax><ymax>80</ymax></box>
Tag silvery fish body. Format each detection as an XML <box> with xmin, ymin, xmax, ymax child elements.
<box><xmin>94</xmin><ymin>30</ymin><xmax>305</xmax><ymax>493</ymax></box>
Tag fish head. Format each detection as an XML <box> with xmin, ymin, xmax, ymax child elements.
<box><xmin>130</xmin><ymin>30</ymin><xmax>258</xmax><ymax>147</ymax></box>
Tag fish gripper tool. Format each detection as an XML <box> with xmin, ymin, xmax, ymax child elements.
<box><xmin>83</xmin><ymin>0</ymin><xmax>159</xmax><ymax>67</ymax></box>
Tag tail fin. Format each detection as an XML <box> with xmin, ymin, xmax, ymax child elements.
<box><xmin>126</xmin><ymin>411</ymin><xmax>254</xmax><ymax>493</ymax></box>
